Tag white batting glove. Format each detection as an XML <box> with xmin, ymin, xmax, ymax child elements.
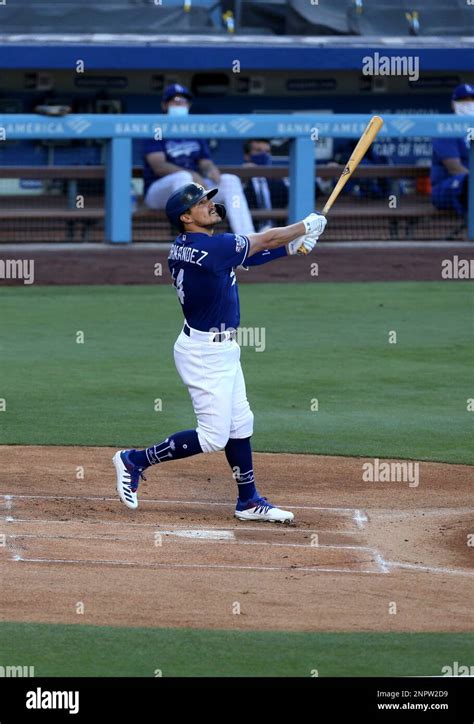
<box><xmin>302</xmin><ymin>212</ymin><xmax>327</xmax><ymax>236</ymax></box>
<box><xmin>286</xmin><ymin>231</ymin><xmax>319</xmax><ymax>256</ymax></box>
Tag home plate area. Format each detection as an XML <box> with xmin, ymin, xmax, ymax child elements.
<box><xmin>3</xmin><ymin>494</ymin><xmax>385</xmax><ymax>575</ymax></box>
<box><xmin>2</xmin><ymin>449</ymin><xmax>473</xmax><ymax>632</ymax></box>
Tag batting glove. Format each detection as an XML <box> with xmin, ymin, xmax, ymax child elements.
<box><xmin>302</xmin><ymin>212</ymin><xmax>327</xmax><ymax>236</ymax></box>
<box><xmin>286</xmin><ymin>230</ymin><xmax>320</xmax><ymax>256</ymax></box>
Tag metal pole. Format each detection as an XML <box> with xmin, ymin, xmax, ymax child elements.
<box><xmin>105</xmin><ymin>137</ymin><xmax>132</xmax><ymax>244</ymax></box>
<box><xmin>289</xmin><ymin>136</ymin><xmax>315</xmax><ymax>223</ymax></box>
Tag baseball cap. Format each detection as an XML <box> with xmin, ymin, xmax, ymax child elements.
<box><xmin>162</xmin><ymin>83</ymin><xmax>193</xmax><ymax>103</ymax></box>
<box><xmin>452</xmin><ymin>83</ymin><xmax>474</xmax><ymax>101</ymax></box>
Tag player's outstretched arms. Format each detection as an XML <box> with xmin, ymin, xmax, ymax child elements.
<box><xmin>247</xmin><ymin>212</ymin><xmax>327</xmax><ymax>257</ymax></box>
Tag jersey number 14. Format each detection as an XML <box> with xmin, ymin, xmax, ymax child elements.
<box><xmin>172</xmin><ymin>268</ymin><xmax>185</xmax><ymax>304</ymax></box>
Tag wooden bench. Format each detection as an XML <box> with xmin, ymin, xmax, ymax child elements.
<box><xmin>0</xmin><ymin>164</ymin><xmax>464</xmax><ymax>242</ymax></box>
<box><xmin>0</xmin><ymin>164</ymin><xmax>432</xmax><ymax>180</ymax></box>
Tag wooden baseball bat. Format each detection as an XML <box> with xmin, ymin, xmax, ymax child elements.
<box><xmin>298</xmin><ymin>115</ymin><xmax>384</xmax><ymax>253</ymax></box>
<box><xmin>321</xmin><ymin>115</ymin><xmax>384</xmax><ymax>215</ymax></box>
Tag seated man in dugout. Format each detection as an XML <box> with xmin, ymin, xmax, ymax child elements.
<box><xmin>143</xmin><ymin>83</ymin><xmax>255</xmax><ymax>236</ymax></box>
<box><xmin>242</xmin><ymin>138</ymin><xmax>289</xmax><ymax>231</ymax></box>
<box><xmin>431</xmin><ymin>83</ymin><xmax>472</xmax><ymax>217</ymax></box>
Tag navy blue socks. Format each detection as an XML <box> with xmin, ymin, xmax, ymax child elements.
<box><xmin>224</xmin><ymin>436</ymin><xmax>257</xmax><ymax>502</ymax></box>
<box><xmin>128</xmin><ymin>429</ymin><xmax>203</xmax><ymax>468</ymax></box>
<box><xmin>128</xmin><ymin>433</ymin><xmax>258</xmax><ymax>503</ymax></box>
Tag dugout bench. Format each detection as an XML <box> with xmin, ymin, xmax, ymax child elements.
<box><xmin>0</xmin><ymin>164</ymin><xmax>463</xmax><ymax>242</ymax></box>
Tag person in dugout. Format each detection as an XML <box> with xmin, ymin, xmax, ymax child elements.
<box><xmin>431</xmin><ymin>83</ymin><xmax>473</xmax><ymax>217</ymax></box>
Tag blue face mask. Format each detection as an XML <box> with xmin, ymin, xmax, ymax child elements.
<box><xmin>250</xmin><ymin>152</ymin><xmax>272</xmax><ymax>166</ymax></box>
<box><xmin>168</xmin><ymin>105</ymin><xmax>189</xmax><ymax>116</ymax></box>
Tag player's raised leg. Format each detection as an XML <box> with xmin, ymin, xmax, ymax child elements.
<box><xmin>113</xmin><ymin>328</ymin><xmax>237</xmax><ymax>510</ymax></box>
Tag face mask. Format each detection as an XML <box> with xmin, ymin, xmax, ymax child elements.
<box><xmin>168</xmin><ymin>105</ymin><xmax>189</xmax><ymax>116</ymax></box>
<box><xmin>250</xmin><ymin>152</ymin><xmax>272</xmax><ymax>166</ymax></box>
<box><xmin>453</xmin><ymin>101</ymin><xmax>474</xmax><ymax>116</ymax></box>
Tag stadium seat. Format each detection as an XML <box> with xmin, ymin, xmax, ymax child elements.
<box><xmin>240</xmin><ymin>0</ymin><xmax>474</xmax><ymax>36</ymax></box>
<box><xmin>0</xmin><ymin>1</ymin><xmax>222</xmax><ymax>34</ymax></box>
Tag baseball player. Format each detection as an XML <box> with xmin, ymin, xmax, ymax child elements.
<box><xmin>113</xmin><ymin>182</ymin><xmax>327</xmax><ymax>523</ymax></box>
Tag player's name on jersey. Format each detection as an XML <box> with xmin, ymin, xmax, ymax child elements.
<box><xmin>168</xmin><ymin>243</ymin><xmax>209</xmax><ymax>266</ymax></box>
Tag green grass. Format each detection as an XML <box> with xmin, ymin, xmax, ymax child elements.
<box><xmin>0</xmin><ymin>622</ymin><xmax>472</xmax><ymax>677</ymax></box>
<box><xmin>1</xmin><ymin>282</ymin><xmax>472</xmax><ymax>463</ymax></box>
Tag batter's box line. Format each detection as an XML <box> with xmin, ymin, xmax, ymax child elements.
<box><xmin>2</xmin><ymin>494</ymin><xmax>13</xmax><ymax>514</ymax></box>
<box><xmin>0</xmin><ymin>514</ymin><xmax>365</xmax><ymax>533</ymax></box>
<box><xmin>10</xmin><ymin>556</ymin><xmax>384</xmax><ymax>575</ymax></box>
<box><xmin>5</xmin><ymin>531</ymin><xmax>379</xmax><ymax>554</ymax></box>
<box><xmin>2</xmin><ymin>494</ymin><xmax>472</xmax><ymax>517</ymax></box>
<box><xmin>1</xmin><ymin>496</ymin><xmax>21</xmax><ymax>560</ymax></box>
<box><xmin>10</xmin><ymin>551</ymin><xmax>474</xmax><ymax>577</ymax></box>
<box><xmin>4</xmin><ymin>537</ymin><xmax>21</xmax><ymax>562</ymax></box>
<box><xmin>0</xmin><ymin>494</ymin><xmax>368</xmax><ymax>528</ymax></box>
<box><xmin>0</xmin><ymin>517</ymin><xmax>365</xmax><ymax>536</ymax></box>
<box><xmin>381</xmin><ymin>559</ymin><xmax>474</xmax><ymax>578</ymax></box>
<box><xmin>0</xmin><ymin>493</ymin><xmax>364</xmax><ymax>512</ymax></box>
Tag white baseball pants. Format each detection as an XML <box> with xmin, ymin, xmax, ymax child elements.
<box><xmin>173</xmin><ymin>326</ymin><xmax>254</xmax><ymax>453</ymax></box>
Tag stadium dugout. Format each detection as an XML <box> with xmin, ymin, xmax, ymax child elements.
<box><xmin>0</xmin><ymin>0</ymin><xmax>472</xmax><ymax>243</ymax></box>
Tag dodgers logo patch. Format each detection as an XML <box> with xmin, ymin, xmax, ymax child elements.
<box><xmin>235</xmin><ymin>235</ymin><xmax>246</xmax><ymax>252</ymax></box>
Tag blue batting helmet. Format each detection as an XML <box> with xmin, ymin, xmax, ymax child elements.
<box><xmin>165</xmin><ymin>183</ymin><xmax>225</xmax><ymax>230</ymax></box>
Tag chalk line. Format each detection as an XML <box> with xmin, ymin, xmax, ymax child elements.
<box><xmin>11</xmin><ymin>555</ymin><xmax>382</xmax><ymax>575</ymax></box>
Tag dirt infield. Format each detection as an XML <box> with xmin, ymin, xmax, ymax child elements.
<box><xmin>1</xmin><ymin>243</ymin><xmax>473</xmax><ymax>284</ymax></box>
<box><xmin>1</xmin><ymin>446</ymin><xmax>473</xmax><ymax>632</ymax></box>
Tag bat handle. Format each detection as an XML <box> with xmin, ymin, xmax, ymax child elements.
<box><xmin>296</xmin><ymin>210</ymin><xmax>327</xmax><ymax>255</ymax></box>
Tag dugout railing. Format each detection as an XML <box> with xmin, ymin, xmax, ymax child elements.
<box><xmin>0</xmin><ymin>114</ymin><xmax>472</xmax><ymax>243</ymax></box>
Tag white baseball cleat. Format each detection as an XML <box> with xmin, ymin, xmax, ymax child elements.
<box><xmin>234</xmin><ymin>495</ymin><xmax>294</xmax><ymax>524</ymax></box>
<box><xmin>112</xmin><ymin>449</ymin><xmax>146</xmax><ymax>510</ymax></box>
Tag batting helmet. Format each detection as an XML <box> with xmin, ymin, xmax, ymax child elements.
<box><xmin>165</xmin><ymin>183</ymin><xmax>226</xmax><ymax>230</ymax></box>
